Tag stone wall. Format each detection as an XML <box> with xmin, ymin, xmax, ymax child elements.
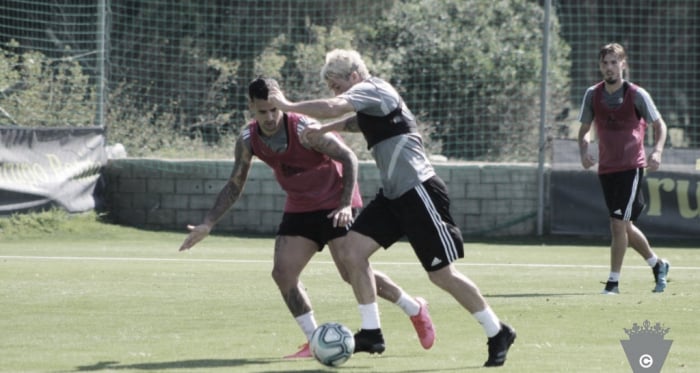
<box><xmin>102</xmin><ymin>159</ymin><xmax>544</xmax><ymax>236</ymax></box>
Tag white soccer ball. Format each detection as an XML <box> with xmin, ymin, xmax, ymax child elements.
<box><xmin>309</xmin><ymin>322</ymin><xmax>355</xmax><ymax>367</ymax></box>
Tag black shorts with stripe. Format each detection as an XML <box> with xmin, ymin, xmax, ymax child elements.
<box><xmin>277</xmin><ymin>209</ymin><xmax>357</xmax><ymax>250</ymax></box>
<box><xmin>350</xmin><ymin>176</ymin><xmax>464</xmax><ymax>272</ymax></box>
<box><xmin>598</xmin><ymin>168</ymin><xmax>645</xmax><ymax>221</ymax></box>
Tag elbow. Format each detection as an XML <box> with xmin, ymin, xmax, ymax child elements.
<box><xmin>323</xmin><ymin>105</ymin><xmax>350</xmax><ymax>118</ymax></box>
<box><xmin>325</xmin><ymin>99</ymin><xmax>354</xmax><ymax>117</ymax></box>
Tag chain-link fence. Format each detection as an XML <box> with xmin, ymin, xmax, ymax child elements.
<box><xmin>1</xmin><ymin>0</ymin><xmax>698</xmax><ymax>161</ymax></box>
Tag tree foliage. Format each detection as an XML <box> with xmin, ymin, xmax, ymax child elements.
<box><xmin>7</xmin><ymin>0</ymin><xmax>697</xmax><ymax>158</ymax></box>
<box><xmin>0</xmin><ymin>40</ymin><xmax>96</xmax><ymax>127</ymax></box>
<box><xmin>357</xmin><ymin>0</ymin><xmax>571</xmax><ymax>160</ymax></box>
<box><xmin>0</xmin><ymin>0</ymin><xmax>570</xmax><ymax>160</ymax></box>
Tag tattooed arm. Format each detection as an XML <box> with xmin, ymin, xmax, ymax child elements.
<box><xmin>303</xmin><ymin>130</ymin><xmax>359</xmax><ymax>228</ymax></box>
<box><xmin>179</xmin><ymin>136</ymin><xmax>253</xmax><ymax>251</ymax></box>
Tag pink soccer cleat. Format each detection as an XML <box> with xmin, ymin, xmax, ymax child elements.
<box><xmin>410</xmin><ymin>297</ymin><xmax>436</xmax><ymax>349</ymax></box>
<box><xmin>283</xmin><ymin>342</ymin><xmax>312</xmax><ymax>359</ymax></box>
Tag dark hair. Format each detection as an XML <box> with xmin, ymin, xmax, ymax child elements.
<box><xmin>248</xmin><ymin>77</ymin><xmax>279</xmax><ymax>101</ymax></box>
<box><xmin>599</xmin><ymin>43</ymin><xmax>626</xmax><ymax>62</ymax></box>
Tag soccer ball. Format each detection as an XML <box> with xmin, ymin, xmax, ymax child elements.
<box><xmin>309</xmin><ymin>322</ymin><xmax>355</xmax><ymax>367</ymax></box>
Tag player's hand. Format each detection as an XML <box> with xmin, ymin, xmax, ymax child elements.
<box><xmin>179</xmin><ymin>224</ymin><xmax>211</xmax><ymax>251</ymax></box>
<box><xmin>267</xmin><ymin>87</ymin><xmax>290</xmax><ymax>109</ymax></box>
<box><xmin>580</xmin><ymin>152</ymin><xmax>597</xmax><ymax>169</ymax></box>
<box><xmin>647</xmin><ymin>150</ymin><xmax>662</xmax><ymax>171</ymax></box>
<box><xmin>327</xmin><ymin>205</ymin><xmax>354</xmax><ymax>228</ymax></box>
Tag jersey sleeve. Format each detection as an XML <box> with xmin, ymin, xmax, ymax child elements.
<box><xmin>240</xmin><ymin>126</ymin><xmax>253</xmax><ymax>154</ymax></box>
<box><xmin>577</xmin><ymin>87</ymin><xmax>595</xmax><ymax>124</ymax></box>
<box><xmin>339</xmin><ymin>81</ymin><xmax>383</xmax><ymax>112</ymax></box>
<box><xmin>633</xmin><ymin>87</ymin><xmax>661</xmax><ymax>123</ymax></box>
<box><xmin>294</xmin><ymin>115</ymin><xmax>317</xmax><ymax>150</ymax></box>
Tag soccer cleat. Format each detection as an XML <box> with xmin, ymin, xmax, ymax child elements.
<box><xmin>653</xmin><ymin>259</ymin><xmax>670</xmax><ymax>293</ymax></box>
<box><xmin>601</xmin><ymin>280</ymin><xmax>620</xmax><ymax>295</ymax></box>
<box><xmin>283</xmin><ymin>342</ymin><xmax>312</xmax><ymax>359</ymax></box>
<box><xmin>353</xmin><ymin>329</ymin><xmax>385</xmax><ymax>354</ymax></box>
<box><xmin>484</xmin><ymin>322</ymin><xmax>516</xmax><ymax>367</ymax></box>
<box><xmin>410</xmin><ymin>297</ymin><xmax>436</xmax><ymax>349</ymax></box>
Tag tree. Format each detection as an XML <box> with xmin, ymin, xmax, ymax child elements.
<box><xmin>0</xmin><ymin>40</ymin><xmax>96</xmax><ymax>127</ymax></box>
<box><xmin>359</xmin><ymin>0</ymin><xmax>571</xmax><ymax>160</ymax></box>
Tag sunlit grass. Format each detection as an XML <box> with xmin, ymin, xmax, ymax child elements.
<box><xmin>0</xmin><ymin>218</ymin><xmax>697</xmax><ymax>372</ymax></box>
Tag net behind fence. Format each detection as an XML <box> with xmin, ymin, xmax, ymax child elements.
<box><xmin>1</xmin><ymin>0</ymin><xmax>699</xmax><ymax>163</ymax></box>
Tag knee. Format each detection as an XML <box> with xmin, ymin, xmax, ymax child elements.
<box><xmin>339</xmin><ymin>271</ymin><xmax>352</xmax><ymax>284</ymax></box>
<box><xmin>334</xmin><ymin>263</ymin><xmax>351</xmax><ymax>283</ymax></box>
<box><xmin>332</xmin><ymin>234</ymin><xmax>376</xmax><ymax>272</ymax></box>
<box><xmin>334</xmin><ymin>244</ymin><xmax>359</xmax><ymax>265</ymax></box>
<box><xmin>271</xmin><ymin>265</ymin><xmax>294</xmax><ymax>287</ymax></box>
<box><xmin>609</xmin><ymin>218</ymin><xmax>628</xmax><ymax>231</ymax></box>
<box><xmin>427</xmin><ymin>266</ymin><xmax>453</xmax><ymax>289</ymax></box>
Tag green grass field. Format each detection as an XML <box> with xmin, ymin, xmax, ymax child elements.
<box><xmin>1</xmin><ymin>214</ymin><xmax>698</xmax><ymax>372</ymax></box>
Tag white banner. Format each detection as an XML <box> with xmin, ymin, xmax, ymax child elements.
<box><xmin>0</xmin><ymin>126</ymin><xmax>106</xmax><ymax>214</ymax></box>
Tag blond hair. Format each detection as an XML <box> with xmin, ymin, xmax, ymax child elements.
<box><xmin>320</xmin><ymin>49</ymin><xmax>370</xmax><ymax>81</ymax></box>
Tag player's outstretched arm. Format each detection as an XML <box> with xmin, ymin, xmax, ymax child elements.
<box><xmin>179</xmin><ymin>224</ymin><xmax>213</xmax><ymax>252</ymax></box>
<box><xmin>301</xmin><ymin>114</ymin><xmax>360</xmax><ymax>145</ymax></box>
<box><xmin>179</xmin><ymin>136</ymin><xmax>253</xmax><ymax>251</ymax></box>
<box><xmin>325</xmin><ymin>114</ymin><xmax>361</xmax><ymax>133</ymax></box>
<box><xmin>268</xmin><ymin>87</ymin><xmax>354</xmax><ymax>119</ymax></box>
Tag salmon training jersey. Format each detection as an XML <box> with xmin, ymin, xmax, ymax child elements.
<box><xmin>245</xmin><ymin>113</ymin><xmax>362</xmax><ymax>212</ymax></box>
<box><xmin>578</xmin><ymin>80</ymin><xmax>661</xmax><ymax>175</ymax></box>
<box><xmin>593</xmin><ymin>82</ymin><xmax>647</xmax><ymax>174</ymax></box>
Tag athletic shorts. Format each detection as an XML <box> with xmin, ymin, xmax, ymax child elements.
<box><xmin>598</xmin><ymin>168</ymin><xmax>645</xmax><ymax>221</ymax></box>
<box><xmin>350</xmin><ymin>176</ymin><xmax>464</xmax><ymax>272</ymax></box>
<box><xmin>277</xmin><ymin>208</ymin><xmax>358</xmax><ymax>250</ymax></box>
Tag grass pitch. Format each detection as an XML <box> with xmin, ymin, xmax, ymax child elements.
<box><xmin>1</xmin><ymin>216</ymin><xmax>698</xmax><ymax>372</ymax></box>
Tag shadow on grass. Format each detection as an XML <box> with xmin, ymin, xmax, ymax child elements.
<box><xmin>463</xmin><ymin>234</ymin><xmax>699</xmax><ymax>249</ymax></box>
<box><xmin>483</xmin><ymin>292</ymin><xmax>588</xmax><ymax>298</ymax></box>
<box><xmin>73</xmin><ymin>358</ymin><xmax>485</xmax><ymax>372</ymax></box>
<box><xmin>254</xmin><ymin>366</ymin><xmax>483</xmax><ymax>373</ymax></box>
<box><xmin>74</xmin><ymin>359</ymin><xmax>281</xmax><ymax>371</ymax></box>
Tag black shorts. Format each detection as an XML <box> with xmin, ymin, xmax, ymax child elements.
<box><xmin>598</xmin><ymin>168</ymin><xmax>645</xmax><ymax>221</ymax></box>
<box><xmin>277</xmin><ymin>209</ymin><xmax>357</xmax><ymax>250</ymax></box>
<box><xmin>350</xmin><ymin>176</ymin><xmax>464</xmax><ymax>272</ymax></box>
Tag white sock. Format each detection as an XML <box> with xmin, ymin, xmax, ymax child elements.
<box><xmin>473</xmin><ymin>307</ymin><xmax>501</xmax><ymax>338</ymax></box>
<box><xmin>394</xmin><ymin>293</ymin><xmax>420</xmax><ymax>317</ymax></box>
<box><xmin>359</xmin><ymin>303</ymin><xmax>381</xmax><ymax>330</ymax></box>
<box><xmin>295</xmin><ymin>311</ymin><xmax>317</xmax><ymax>341</ymax></box>
<box><xmin>608</xmin><ymin>272</ymin><xmax>621</xmax><ymax>282</ymax></box>
<box><xmin>646</xmin><ymin>256</ymin><xmax>659</xmax><ymax>268</ymax></box>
